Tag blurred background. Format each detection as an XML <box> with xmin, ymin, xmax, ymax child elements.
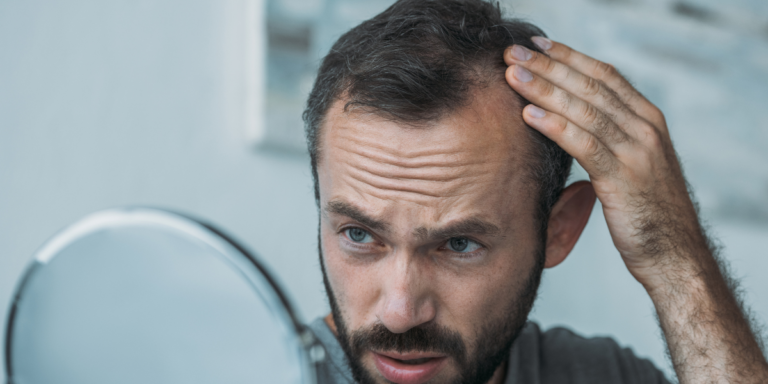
<box><xmin>1</xmin><ymin>0</ymin><xmax>766</xmax><ymax>379</ymax></box>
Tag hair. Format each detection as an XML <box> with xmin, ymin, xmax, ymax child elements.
<box><xmin>303</xmin><ymin>0</ymin><xmax>573</xmax><ymax>236</ymax></box>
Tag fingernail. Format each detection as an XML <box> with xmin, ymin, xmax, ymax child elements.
<box><xmin>527</xmin><ymin>105</ymin><xmax>546</xmax><ymax>118</ymax></box>
<box><xmin>513</xmin><ymin>65</ymin><xmax>533</xmax><ymax>82</ymax></box>
<box><xmin>511</xmin><ymin>45</ymin><xmax>532</xmax><ymax>61</ymax></box>
<box><xmin>531</xmin><ymin>36</ymin><xmax>553</xmax><ymax>51</ymax></box>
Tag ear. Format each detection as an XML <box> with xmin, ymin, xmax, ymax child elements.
<box><xmin>544</xmin><ymin>181</ymin><xmax>596</xmax><ymax>269</ymax></box>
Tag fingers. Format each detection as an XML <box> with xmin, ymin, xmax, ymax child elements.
<box><xmin>530</xmin><ymin>38</ymin><xmax>666</xmax><ymax>130</ymax></box>
<box><xmin>522</xmin><ymin>104</ymin><xmax>619</xmax><ymax>178</ymax></box>
<box><xmin>504</xmin><ymin>44</ymin><xmax>642</xmax><ymax>136</ymax></box>
<box><xmin>505</xmin><ymin>64</ymin><xmax>631</xmax><ymax>148</ymax></box>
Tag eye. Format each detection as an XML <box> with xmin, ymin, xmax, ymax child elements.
<box><xmin>446</xmin><ymin>237</ymin><xmax>481</xmax><ymax>253</ymax></box>
<box><xmin>345</xmin><ymin>228</ymin><xmax>374</xmax><ymax>244</ymax></box>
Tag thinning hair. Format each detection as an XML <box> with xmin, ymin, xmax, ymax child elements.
<box><xmin>303</xmin><ymin>0</ymin><xmax>573</xmax><ymax>237</ymax></box>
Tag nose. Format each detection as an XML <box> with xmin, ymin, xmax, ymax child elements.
<box><xmin>377</xmin><ymin>250</ymin><xmax>436</xmax><ymax>334</ymax></box>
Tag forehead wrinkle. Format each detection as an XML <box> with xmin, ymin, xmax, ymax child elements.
<box><xmin>341</xmin><ymin>153</ymin><xmax>491</xmax><ymax>183</ymax></box>
<box><xmin>329</xmin><ymin>130</ymin><xmax>507</xmax><ymax>198</ymax></box>
<box><xmin>344</xmin><ymin>164</ymin><xmax>462</xmax><ymax>199</ymax></box>
<box><xmin>332</xmin><ymin>146</ymin><xmax>513</xmax><ymax>206</ymax></box>
<box><xmin>343</xmin><ymin>178</ymin><xmax>467</xmax><ymax>210</ymax></box>
<box><xmin>334</xmin><ymin>129</ymin><xmax>485</xmax><ymax>168</ymax></box>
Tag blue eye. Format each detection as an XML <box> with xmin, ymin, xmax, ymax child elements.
<box><xmin>345</xmin><ymin>228</ymin><xmax>374</xmax><ymax>243</ymax></box>
<box><xmin>446</xmin><ymin>237</ymin><xmax>481</xmax><ymax>253</ymax></box>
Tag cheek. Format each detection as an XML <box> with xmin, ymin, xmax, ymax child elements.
<box><xmin>434</xmin><ymin>250</ymin><xmax>537</xmax><ymax>338</ymax></box>
<box><xmin>321</xmin><ymin>224</ymin><xmax>381</xmax><ymax>327</ymax></box>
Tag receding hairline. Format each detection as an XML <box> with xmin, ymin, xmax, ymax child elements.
<box><xmin>313</xmin><ymin>77</ymin><xmax>529</xmax><ymax>168</ymax></box>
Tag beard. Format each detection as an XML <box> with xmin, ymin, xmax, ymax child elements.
<box><xmin>318</xmin><ymin>235</ymin><xmax>545</xmax><ymax>384</ymax></box>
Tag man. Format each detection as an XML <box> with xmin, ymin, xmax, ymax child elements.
<box><xmin>302</xmin><ymin>0</ymin><xmax>768</xmax><ymax>383</ymax></box>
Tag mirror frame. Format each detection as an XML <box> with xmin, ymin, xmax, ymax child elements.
<box><xmin>4</xmin><ymin>207</ymin><xmax>322</xmax><ymax>384</ymax></box>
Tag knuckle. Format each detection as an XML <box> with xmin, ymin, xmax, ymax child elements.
<box><xmin>581</xmin><ymin>103</ymin><xmax>598</xmax><ymax>124</ymax></box>
<box><xmin>595</xmin><ymin>116</ymin><xmax>614</xmax><ymax>140</ymax></box>
<box><xmin>596</xmin><ymin>152</ymin><xmax>618</xmax><ymax>175</ymax></box>
<box><xmin>542</xmin><ymin>56</ymin><xmax>558</xmax><ymax>75</ymax></box>
<box><xmin>542</xmin><ymin>81</ymin><xmax>557</xmax><ymax>99</ymax></box>
<box><xmin>581</xmin><ymin>103</ymin><xmax>601</xmax><ymax>126</ymax></box>
<box><xmin>582</xmin><ymin>76</ymin><xmax>602</xmax><ymax>97</ymax></box>
<box><xmin>646</xmin><ymin>105</ymin><xmax>666</xmax><ymax>125</ymax></box>
<box><xmin>555</xmin><ymin>44</ymin><xmax>573</xmax><ymax>63</ymax></box>
<box><xmin>609</xmin><ymin>95</ymin><xmax>629</xmax><ymax>115</ymax></box>
<box><xmin>639</xmin><ymin>122</ymin><xmax>664</xmax><ymax>149</ymax></box>
<box><xmin>602</xmin><ymin>84</ymin><xmax>626</xmax><ymax>110</ymax></box>
<box><xmin>583</xmin><ymin>137</ymin><xmax>615</xmax><ymax>175</ymax></box>
<box><xmin>556</xmin><ymin>91</ymin><xmax>572</xmax><ymax>114</ymax></box>
<box><xmin>551</xmin><ymin>115</ymin><xmax>569</xmax><ymax>134</ymax></box>
<box><xmin>583</xmin><ymin>134</ymin><xmax>601</xmax><ymax>157</ymax></box>
<box><xmin>594</xmin><ymin>61</ymin><xmax>617</xmax><ymax>79</ymax></box>
<box><xmin>623</xmin><ymin>90</ymin><xmax>639</xmax><ymax>106</ymax></box>
<box><xmin>592</xmin><ymin>110</ymin><xmax>629</xmax><ymax>145</ymax></box>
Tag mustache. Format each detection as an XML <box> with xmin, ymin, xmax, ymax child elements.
<box><xmin>349</xmin><ymin>322</ymin><xmax>467</xmax><ymax>363</ymax></box>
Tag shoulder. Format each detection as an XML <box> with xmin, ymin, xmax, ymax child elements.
<box><xmin>508</xmin><ymin>322</ymin><xmax>671</xmax><ymax>384</ymax></box>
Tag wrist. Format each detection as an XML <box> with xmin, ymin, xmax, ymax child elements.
<box><xmin>631</xmin><ymin>246</ymin><xmax>714</xmax><ymax>300</ymax></box>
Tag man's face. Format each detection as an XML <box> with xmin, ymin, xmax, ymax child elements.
<box><xmin>317</xmin><ymin>84</ymin><xmax>544</xmax><ymax>384</ymax></box>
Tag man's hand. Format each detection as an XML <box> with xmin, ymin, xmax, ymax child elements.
<box><xmin>505</xmin><ymin>37</ymin><xmax>695</xmax><ymax>286</ymax></box>
<box><xmin>503</xmin><ymin>37</ymin><xmax>768</xmax><ymax>383</ymax></box>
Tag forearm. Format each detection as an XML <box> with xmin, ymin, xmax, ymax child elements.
<box><xmin>646</xmin><ymin>242</ymin><xmax>768</xmax><ymax>384</ymax></box>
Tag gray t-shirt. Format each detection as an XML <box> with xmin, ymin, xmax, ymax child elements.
<box><xmin>308</xmin><ymin>318</ymin><xmax>670</xmax><ymax>384</ymax></box>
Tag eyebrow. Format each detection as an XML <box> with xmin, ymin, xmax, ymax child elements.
<box><xmin>324</xmin><ymin>200</ymin><xmax>390</xmax><ymax>232</ymax></box>
<box><xmin>413</xmin><ymin>218</ymin><xmax>501</xmax><ymax>241</ymax></box>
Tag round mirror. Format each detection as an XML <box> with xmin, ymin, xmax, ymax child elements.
<box><xmin>4</xmin><ymin>207</ymin><xmax>323</xmax><ymax>384</ymax></box>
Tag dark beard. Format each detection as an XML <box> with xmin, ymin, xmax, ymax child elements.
<box><xmin>318</xmin><ymin>235</ymin><xmax>545</xmax><ymax>384</ymax></box>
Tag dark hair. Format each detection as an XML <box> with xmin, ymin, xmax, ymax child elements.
<box><xmin>303</xmin><ymin>0</ymin><xmax>572</xmax><ymax>235</ymax></box>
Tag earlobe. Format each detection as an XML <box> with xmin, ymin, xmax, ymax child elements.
<box><xmin>544</xmin><ymin>181</ymin><xmax>597</xmax><ymax>268</ymax></box>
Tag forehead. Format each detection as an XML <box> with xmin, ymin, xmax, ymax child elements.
<box><xmin>317</xmin><ymin>83</ymin><xmax>534</xmax><ymax>221</ymax></box>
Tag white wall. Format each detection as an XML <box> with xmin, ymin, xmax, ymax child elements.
<box><xmin>0</xmin><ymin>0</ymin><xmax>326</xmax><ymax>369</ymax></box>
<box><xmin>1</xmin><ymin>0</ymin><xmax>766</xmax><ymax>380</ymax></box>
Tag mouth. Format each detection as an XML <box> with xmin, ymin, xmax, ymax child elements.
<box><xmin>372</xmin><ymin>351</ymin><xmax>448</xmax><ymax>384</ymax></box>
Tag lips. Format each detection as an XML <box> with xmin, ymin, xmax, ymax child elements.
<box><xmin>372</xmin><ymin>351</ymin><xmax>447</xmax><ymax>384</ymax></box>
